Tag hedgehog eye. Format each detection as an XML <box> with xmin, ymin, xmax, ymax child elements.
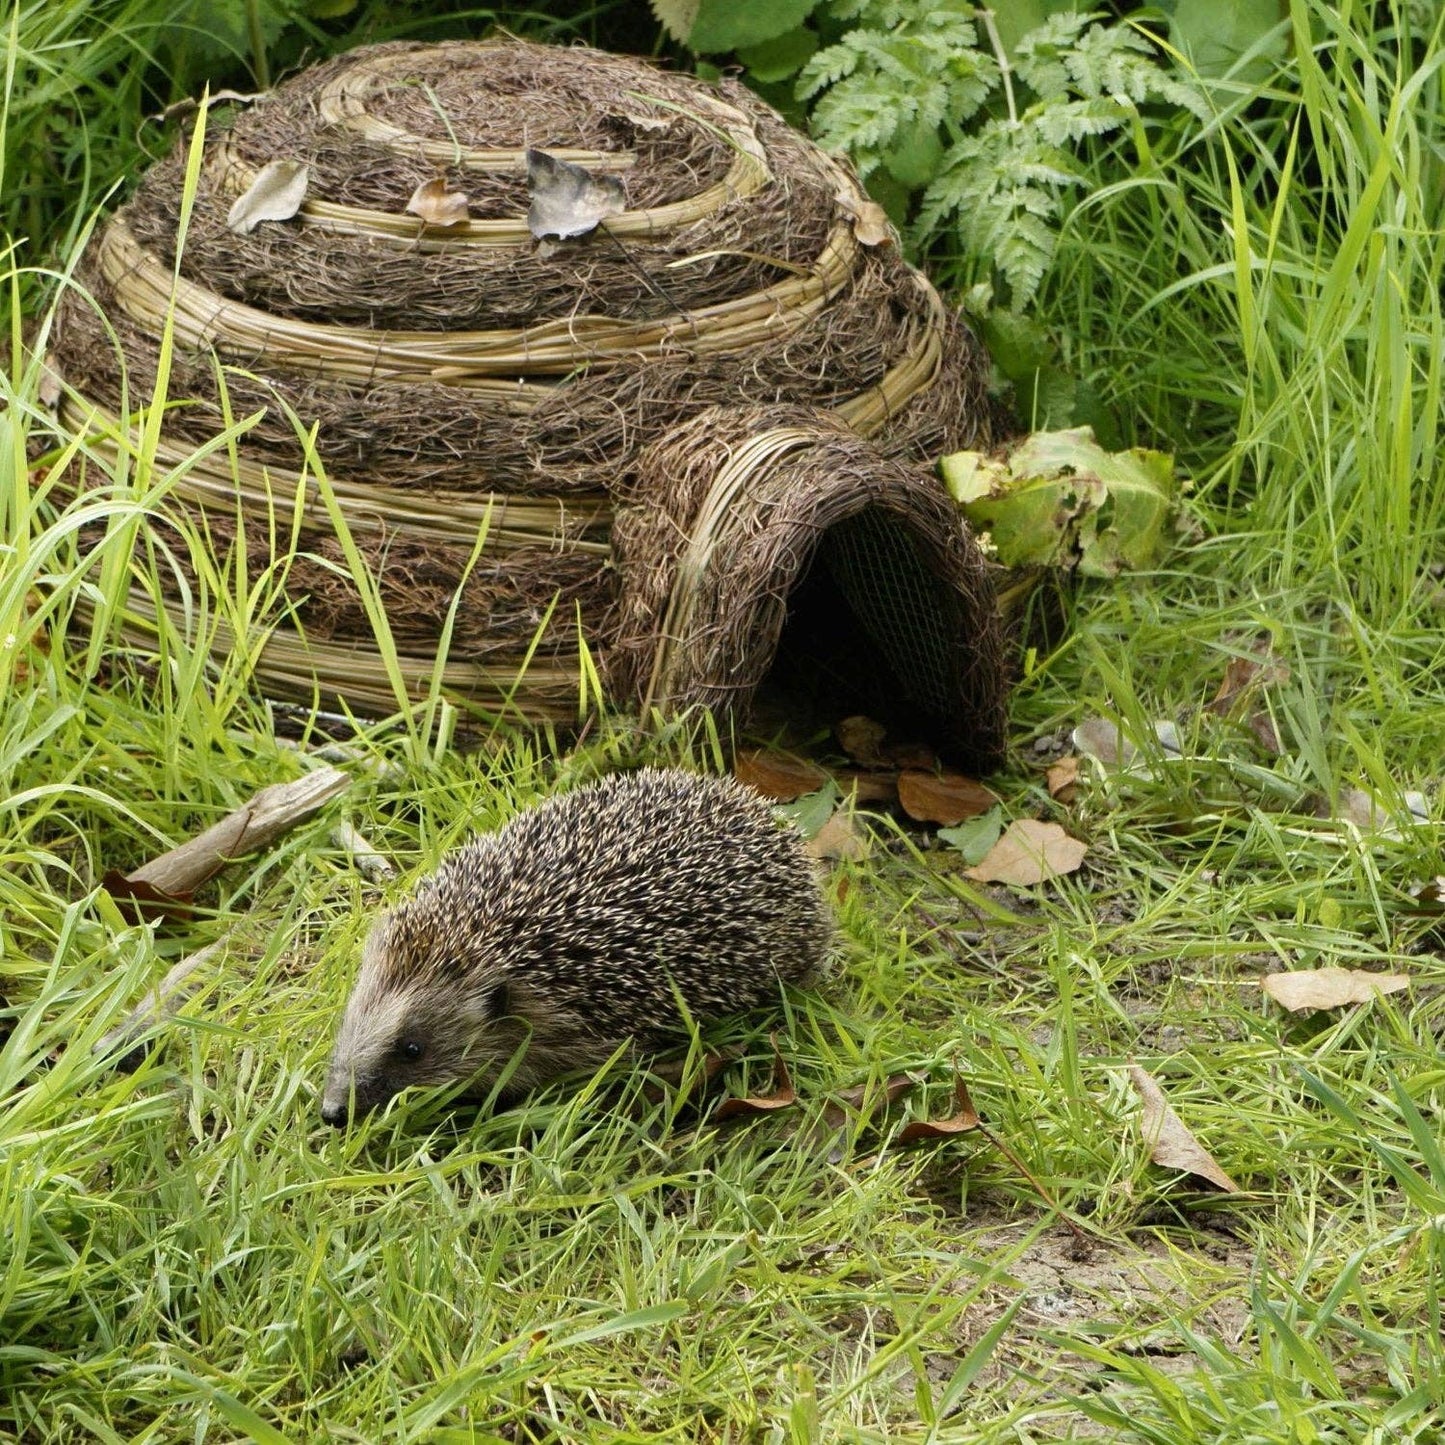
<box><xmin>398</xmin><ymin>1040</ymin><xmax>424</xmax><ymax>1062</ymax></box>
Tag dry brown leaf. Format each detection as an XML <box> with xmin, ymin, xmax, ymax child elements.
<box><xmin>100</xmin><ymin>871</ymin><xmax>194</xmax><ymax>923</ymax></box>
<box><xmin>526</xmin><ymin>148</ymin><xmax>626</xmax><ymax>239</ymax></box>
<box><xmin>1247</xmin><ymin>710</ymin><xmax>1283</xmax><ymax>756</ymax></box>
<box><xmin>1324</xmin><ymin>786</ymin><xmax>1429</xmax><ymax>837</ymax></box>
<box><xmin>733</xmin><ymin>748</ymin><xmax>827</xmax><ymax>801</ymax></box>
<box><xmin>641</xmin><ymin>1049</ymin><xmax>732</xmax><ymax>1102</ymax></box>
<box><xmin>964</xmin><ymin>819</ymin><xmax>1086</xmax><ymax>886</ymax></box>
<box><xmin>405</xmin><ymin>176</ymin><xmax>470</xmax><ymax>228</ymax></box>
<box><xmin>897</xmin><ymin>1072</ymin><xmax>982</xmax><ymax>1142</ymax></box>
<box><xmin>1207</xmin><ymin>647</ymin><xmax>1289</xmax><ymax>716</ymax></box>
<box><xmin>1128</xmin><ymin>1065</ymin><xmax>1240</xmax><ymax>1193</ymax></box>
<box><xmin>805</xmin><ymin>810</ymin><xmax>868</xmax><ymax>862</ymax></box>
<box><xmin>226</xmin><ymin>159</ymin><xmax>309</xmax><ymax>234</ymax></box>
<box><xmin>1261</xmin><ymin>968</ymin><xmax>1410</xmax><ymax>1012</ymax></box>
<box><xmin>716</xmin><ymin>1037</ymin><xmax>795</xmax><ymax>1120</ymax></box>
<box><xmin>802</xmin><ymin>1071</ymin><xmax>919</xmax><ymax>1162</ymax></box>
<box><xmin>884</xmin><ymin>741</ymin><xmax>938</xmax><ymax>771</ymax></box>
<box><xmin>837</xmin><ymin>715</ymin><xmax>887</xmax><ymax>767</ymax></box>
<box><xmin>897</xmin><ymin>770</ymin><xmax>996</xmax><ymax>826</ymax></box>
<box><xmin>1046</xmin><ymin>756</ymin><xmax>1080</xmax><ymax>802</ymax></box>
<box><xmin>104</xmin><ymin>768</ymin><xmax>350</xmax><ymax>920</ymax></box>
<box><xmin>822</xmin><ymin>1073</ymin><xmax>919</xmax><ymax>1130</ymax></box>
<box><xmin>836</xmin><ymin>770</ymin><xmax>899</xmax><ymax>806</ymax></box>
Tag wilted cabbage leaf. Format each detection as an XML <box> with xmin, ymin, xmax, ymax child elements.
<box><xmin>941</xmin><ymin>426</ymin><xmax>1178</xmax><ymax>578</ymax></box>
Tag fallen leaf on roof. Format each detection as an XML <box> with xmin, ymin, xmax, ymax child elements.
<box><xmin>226</xmin><ymin>159</ymin><xmax>309</xmax><ymax>234</ymax></box>
<box><xmin>526</xmin><ymin>148</ymin><xmax>626</xmax><ymax>239</ymax></box>
<box><xmin>405</xmin><ymin>175</ymin><xmax>470</xmax><ymax>228</ymax></box>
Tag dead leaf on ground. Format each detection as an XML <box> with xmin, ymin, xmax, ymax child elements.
<box><xmin>1073</xmin><ymin>716</ymin><xmax>1134</xmax><ymax>768</ymax></box>
<box><xmin>734</xmin><ymin>749</ymin><xmax>827</xmax><ymax>801</ymax></box>
<box><xmin>405</xmin><ymin>175</ymin><xmax>470</xmax><ymax>228</ymax></box>
<box><xmin>1073</xmin><ymin>717</ymin><xmax>1182</xmax><ymax>773</ymax></box>
<box><xmin>100</xmin><ymin>871</ymin><xmax>194</xmax><ymax>923</ymax></box>
<box><xmin>1207</xmin><ymin>646</ymin><xmax>1289</xmax><ymax>716</ymax></box>
<box><xmin>226</xmin><ymin>159</ymin><xmax>309</xmax><ymax>234</ymax></box>
<box><xmin>1262</xmin><ymin>968</ymin><xmax>1410</xmax><ymax>1012</ymax></box>
<box><xmin>805</xmin><ymin>809</ymin><xmax>868</xmax><ymax>862</ymax></box>
<box><xmin>823</xmin><ymin>1073</ymin><xmax>920</xmax><ymax>1130</ymax></box>
<box><xmin>837</xmin><ymin>715</ymin><xmax>888</xmax><ymax>767</ymax></box>
<box><xmin>641</xmin><ymin>1049</ymin><xmax>732</xmax><ymax>1103</ymax></box>
<box><xmin>38</xmin><ymin>358</ymin><xmax>62</xmax><ymax>411</ymax></box>
<box><xmin>1247</xmin><ymin>710</ymin><xmax>1284</xmax><ymax>756</ymax></box>
<box><xmin>526</xmin><ymin>148</ymin><xmax>626</xmax><ymax>240</ymax></box>
<box><xmin>716</xmin><ymin>1037</ymin><xmax>795</xmax><ymax>1120</ymax></box>
<box><xmin>103</xmin><ymin>768</ymin><xmax>350</xmax><ymax>919</ymax></box>
<box><xmin>1329</xmin><ymin>786</ymin><xmax>1430</xmax><ymax>836</ymax></box>
<box><xmin>802</xmin><ymin>1072</ymin><xmax>920</xmax><ymax>1162</ymax></box>
<box><xmin>964</xmin><ymin>818</ymin><xmax>1086</xmax><ymax>886</ymax></box>
<box><xmin>898</xmin><ymin>770</ymin><xmax>996</xmax><ymax>826</ymax></box>
<box><xmin>898</xmin><ymin>1072</ymin><xmax>982</xmax><ymax>1142</ymax></box>
<box><xmin>1128</xmin><ymin>1065</ymin><xmax>1240</xmax><ymax>1193</ymax></box>
<box><xmin>836</xmin><ymin>770</ymin><xmax>899</xmax><ymax>806</ymax></box>
<box><xmin>1046</xmin><ymin>756</ymin><xmax>1080</xmax><ymax>802</ymax></box>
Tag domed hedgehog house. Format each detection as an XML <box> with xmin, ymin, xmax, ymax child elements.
<box><xmin>50</xmin><ymin>37</ymin><xmax>1010</xmax><ymax>769</ymax></box>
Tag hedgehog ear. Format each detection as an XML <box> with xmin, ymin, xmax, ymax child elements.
<box><xmin>485</xmin><ymin>982</ymin><xmax>512</xmax><ymax>1020</ymax></box>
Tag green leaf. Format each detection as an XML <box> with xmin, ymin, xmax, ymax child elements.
<box><xmin>690</xmin><ymin>0</ymin><xmax>820</xmax><ymax>53</ymax></box>
<box><xmin>738</xmin><ymin>26</ymin><xmax>819</xmax><ymax>82</ymax></box>
<box><xmin>1170</xmin><ymin>0</ymin><xmax>1288</xmax><ymax>81</ymax></box>
<box><xmin>941</xmin><ymin>427</ymin><xmax>1179</xmax><ymax>577</ymax></box>
<box><xmin>883</xmin><ymin>116</ymin><xmax>944</xmax><ymax>188</ymax></box>
<box><xmin>938</xmin><ymin>807</ymin><xmax>1003</xmax><ymax>864</ymax></box>
<box><xmin>864</xmin><ymin>168</ymin><xmax>914</xmax><ymax>229</ymax></box>
<box><xmin>777</xmin><ymin>782</ymin><xmax>842</xmax><ymax>839</ymax></box>
<box><xmin>992</xmin><ymin>0</ymin><xmax>1087</xmax><ymax>57</ymax></box>
<box><xmin>980</xmin><ymin>310</ymin><xmax>1055</xmax><ymax>383</ymax></box>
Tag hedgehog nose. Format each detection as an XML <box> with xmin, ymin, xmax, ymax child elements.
<box><xmin>320</xmin><ymin>1098</ymin><xmax>350</xmax><ymax>1128</ymax></box>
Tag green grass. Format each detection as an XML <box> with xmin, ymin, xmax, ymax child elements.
<box><xmin>4</xmin><ymin>0</ymin><xmax>1445</xmax><ymax>1439</ymax></box>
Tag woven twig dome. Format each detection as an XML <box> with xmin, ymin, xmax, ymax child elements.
<box><xmin>50</xmin><ymin>37</ymin><xmax>1008</xmax><ymax>760</ymax></box>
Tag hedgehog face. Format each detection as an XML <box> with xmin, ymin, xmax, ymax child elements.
<box><xmin>319</xmin><ymin>917</ymin><xmax>523</xmax><ymax>1126</ymax></box>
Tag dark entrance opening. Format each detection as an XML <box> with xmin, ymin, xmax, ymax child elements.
<box><xmin>756</xmin><ymin>507</ymin><xmax>983</xmax><ymax>765</ymax></box>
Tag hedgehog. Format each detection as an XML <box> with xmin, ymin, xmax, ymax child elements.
<box><xmin>319</xmin><ymin>767</ymin><xmax>832</xmax><ymax>1124</ymax></box>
